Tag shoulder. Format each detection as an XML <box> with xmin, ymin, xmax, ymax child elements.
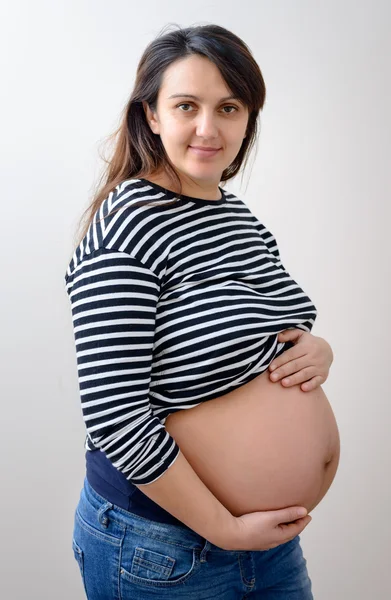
<box><xmin>65</xmin><ymin>179</ymin><xmax>176</xmax><ymax>281</ymax></box>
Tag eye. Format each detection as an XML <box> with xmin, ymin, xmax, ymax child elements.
<box><xmin>221</xmin><ymin>105</ymin><xmax>238</xmax><ymax>114</ymax></box>
<box><xmin>177</xmin><ymin>103</ymin><xmax>194</xmax><ymax>112</ymax></box>
<box><xmin>176</xmin><ymin>103</ymin><xmax>239</xmax><ymax>114</ymax></box>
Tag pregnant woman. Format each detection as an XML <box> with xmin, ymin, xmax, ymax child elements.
<box><xmin>65</xmin><ymin>23</ymin><xmax>340</xmax><ymax>600</ymax></box>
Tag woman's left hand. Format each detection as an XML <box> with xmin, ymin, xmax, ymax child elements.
<box><xmin>268</xmin><ymin>329</ymin><xmax>334</xmax><ymax>392</ymax></box>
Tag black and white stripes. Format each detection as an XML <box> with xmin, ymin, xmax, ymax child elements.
<box><xmin>65</xmin><ymin>178</ymin><xmax>317</xmax><ymax>485</ymax></box>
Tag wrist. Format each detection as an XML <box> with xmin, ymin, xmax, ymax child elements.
<box><xmin>211</xmin><ymin>513</ymin><xmax>240</xmax><ymax>550</ymax></box>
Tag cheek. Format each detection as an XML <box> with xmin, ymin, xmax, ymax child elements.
<box><xmin>162</xmin><ymin>121</ymin><xmax>191</xmax><ymax>147</ymax></box>
<box><xmin>224</xmin><ymin>137</ymin><xmax>245</xmax><ymax>161</ymax></box>
<box><xmin>159</xmin><ymin>135</ymin><xmax>185</xmax><ymax>158</ymax></box>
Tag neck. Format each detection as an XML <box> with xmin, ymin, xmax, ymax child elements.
<box><xmin>144</xmin><ymin>170</ymin><xmax>222</xmax><ymax>201</ymax></box>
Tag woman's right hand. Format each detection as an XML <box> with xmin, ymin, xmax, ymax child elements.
<box><xmin>221</xmin><ymin>507</ymin><xmax>312</xmax><ymax>551</ymax></box>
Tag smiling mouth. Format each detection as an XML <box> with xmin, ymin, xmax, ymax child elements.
<box><xmin>189</xmin><ymin>146</ymin><xmax>222</xmax><ymax>156</ymax></box>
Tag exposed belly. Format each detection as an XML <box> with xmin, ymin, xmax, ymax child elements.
<box><xmin>164</xmin><ymin>368</ymin><xmax>340</xmax><ymax>517</ymax></box>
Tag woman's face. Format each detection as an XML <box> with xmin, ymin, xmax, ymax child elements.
<box><xmin>143</xmin><ymin>54</ymin><xmax>249</xmax><ymax>192</ymax></box>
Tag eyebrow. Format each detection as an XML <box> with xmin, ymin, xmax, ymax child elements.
<box><xmin>168</xmin><ymin>93</ymin><xmax>241</xmax><ymax>103</ymax></box>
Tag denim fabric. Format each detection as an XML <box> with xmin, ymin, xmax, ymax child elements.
<box><xmin>72</xmin><ymin>477</ymin><xmax>314</xmax><ymax>599</ymax></box>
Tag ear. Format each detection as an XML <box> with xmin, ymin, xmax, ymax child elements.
<box><xmin>142</xmin><ymin>101</ymin><xmax>160</xmax><ymax>135</ymax></box>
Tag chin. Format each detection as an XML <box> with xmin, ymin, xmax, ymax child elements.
<box><xmin>181</xmin><ymin>164</ymin><xmax>222</xmax><ymax>181</ymax></box>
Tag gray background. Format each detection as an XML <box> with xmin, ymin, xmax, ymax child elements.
<box><xmin>1</xmin><ymin>0</ymin><xmax>390</xmax><ymax>598</ymax></box>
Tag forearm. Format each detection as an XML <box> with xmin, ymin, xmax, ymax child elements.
<box><xmin>135</xmin><ymin>450</ymin><xmax>235</xmax><ymax>548</ymax></box>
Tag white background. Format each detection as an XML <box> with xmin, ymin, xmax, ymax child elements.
<box><xmin>1</xmin><ymin>1</ymin><xmax>390</xmax><ymax>598</ymax></box>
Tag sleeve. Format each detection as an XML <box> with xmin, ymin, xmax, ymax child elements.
<box><xmin>255</xmin><ymin>222</ymin><xmax>285</xmax><ymax>268</ymax></box>
<box><xmin>65</xmin><ymin>247</ymin><xmax>180</xmax><ymax>485</ymax></box>
<box><xmin>253</xmin><ymin>218</ymin><xmax>317</xmax><ymax>335</ymax></box>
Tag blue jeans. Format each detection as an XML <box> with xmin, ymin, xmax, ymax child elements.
<box><xmin>72</xmin><ymin>477</ymin><xmax>314</xmax><ymax>599</ymax></box>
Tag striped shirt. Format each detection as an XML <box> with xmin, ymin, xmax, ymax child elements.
<box><xmin>64</xmin><ymin>178</ymin><xmax>318</xmax><ymax>486</ymax></box>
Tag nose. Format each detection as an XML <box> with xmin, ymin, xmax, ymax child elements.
<box><xmin>195</xmin><ymin>110</ymin><xmax>219</xmax><ymax>139</ymax></box>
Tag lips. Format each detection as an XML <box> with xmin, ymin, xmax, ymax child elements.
<box><xmin>189</xmin><ymin>146</ymin><xmax>221</xmax><ymax>157</ymax></box>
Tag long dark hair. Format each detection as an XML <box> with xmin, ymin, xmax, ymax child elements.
<box><xmin>74</xmin><ymin>23</ymin><xmax>266</xmax><ymax>247</ymax></box>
